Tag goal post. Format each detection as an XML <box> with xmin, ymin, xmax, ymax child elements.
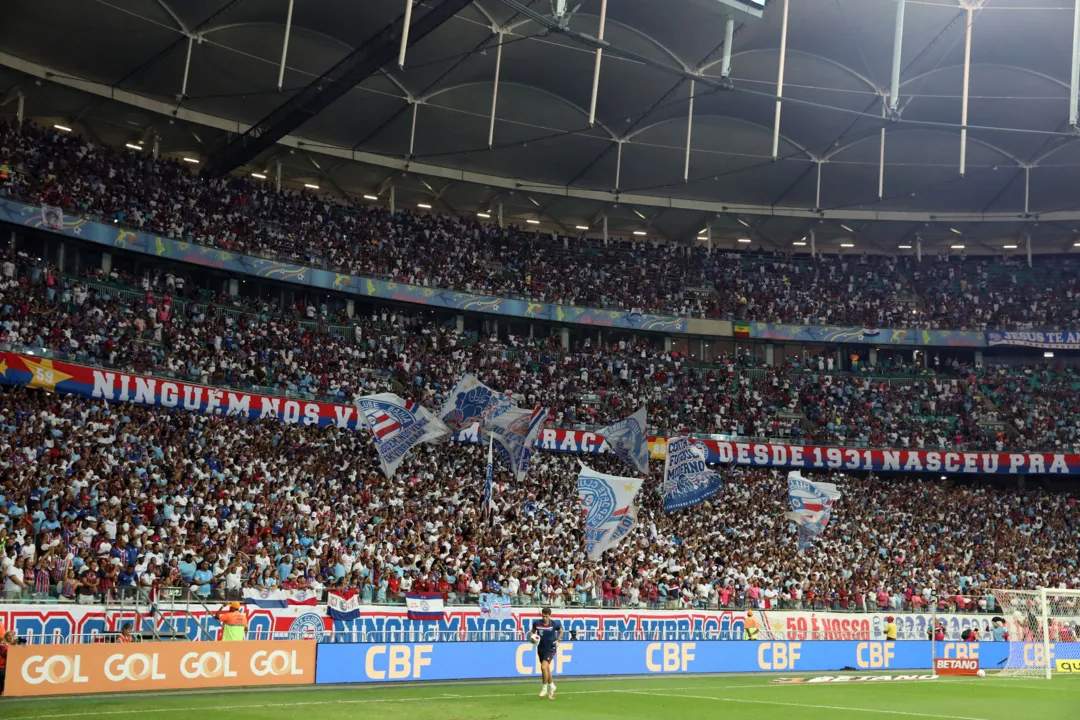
<box><xmin>994</xmin><ymin>588</ymin><xmax>1080</xmax><ymax>679</ymax></box>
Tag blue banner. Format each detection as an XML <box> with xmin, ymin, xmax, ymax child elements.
<box><xmin>314</xmin><ymin>640</ymin><xmax>1026</xmax><ymax>683</ymax></box>
<box><xmin>0</xmin><ymin>199</ymin><xmax>686</xmax><ymax>333</ymax></box>
<box><xmin>478</xmin><ymin>594</ymin><xmax>513</xmax><ymax>620</ymax></box>
<box><xmin>596</xmin><ymin>406</ymin><xmax>650</xmax><ymax>475</ymax></box>
<box><xmin>662</xmin><ymin>436</ymin><xmax>725</xmax><ymax>512</ymax></box>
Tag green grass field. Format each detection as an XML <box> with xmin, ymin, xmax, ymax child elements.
<box><xmin>4</xmin><ymin>673</ymin><xmax>1079</xmax><ymax>720</ymax></box>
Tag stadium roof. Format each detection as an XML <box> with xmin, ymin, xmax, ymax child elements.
<box><xmin>4</xmin><ymin>0</ymin><xmax>1080</xmax><ymax>254</ymax></box>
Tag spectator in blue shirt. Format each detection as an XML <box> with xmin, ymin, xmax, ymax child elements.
<box><xmin>178</xmin><ymin>554</ymin><xmax>197</xmax><ymax>583</ymax></box>
<box><xmin>193</xmin><ymin>561</ymin><xmax>214</xmax><ymax>598</ymax></box>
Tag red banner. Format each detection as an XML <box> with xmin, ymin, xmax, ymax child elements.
<box><xmin>2</xmin><ymin>351</ymin><xmax>1076</xmax><ymax>475</ymax></box>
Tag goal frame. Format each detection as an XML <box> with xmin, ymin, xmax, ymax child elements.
<box><xmin>997</xmin><ymin>587</ymin><xmax>1080</xmax><ymax>679</ymax></box>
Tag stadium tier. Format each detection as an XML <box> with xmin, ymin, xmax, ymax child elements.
<box><xmin>3</xmin><ymin>121</ymin><xmax>1080</xmax><ymax>331</ymax></box>
<box><xmin>1</xmin><ymin>386</ymin><xmax>1077</xmax><ymax>607</ymax></box>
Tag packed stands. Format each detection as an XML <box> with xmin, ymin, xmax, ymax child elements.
<box><xmin>3</xmin><ymin>248</ymin><xmax>1078</xmax><ymax>451</ymax></box>
<box><xmin>3</xmin><ymin>121</ymin><xmax>1080</xmax><ymax>330</ymax></box>
<box><xmin>2</xmin><ymin>386</ymin><xmax>1077</xmax><ymax>609</ymax></box>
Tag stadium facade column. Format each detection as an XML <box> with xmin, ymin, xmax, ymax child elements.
<box><xmin>275</xmin><ymin>160</ymin><xmax>282</xmax><ymax>193</ymax></box>
<box><xmin>228</xmin><ymin>279</ymin><xmax>239</xmax><ymax>297</ymax></box>
<box><xmin>498</xmin><ymin>202</ymin><xmax>504</xmax><ymax>228</ymax></box>
<box><xmin>869</xmin><ymin>347</ymin><xmax>877</xmax><ymax>367</ymax></box>
<box><xmin>16</xmin><ymin>92</ymin><xmax>24</xmax><ymax>130</ymax></box>
<box><xmin>809</xmin><ymin>228</ymin><xmax>816</xmax><ymax>259</ymax></box>
<box><xmin>765</xmin><ymin>344</ymin><xmax>775</xmax><ymax>366</ymax></box>
<box><xmin>560</xmin><ymin>328</ymin><xmax>570</xmax><ymax>349</ymax></box>
<box><xmin>603</xmin><ymin>215</ymin><xmax>609</xmax><ymax>246</ymax></box>
<box><xmin>1025</xmin><ymin>231</ymin><xmax>1032</xmax><ymax>268</ymax></box>
<box><xmin>347</xmin><ymin>299</ymin><xmax>355</xmax><ymax>318</ymax></box>
<box><xmin>974</xmin><ymin>350</ymin><xmax>983</xmax><ymax>368</ymax></box>
<box><xmin>102</xmin><ymin>252</ymin><xmax>112</xmax><ymax>274</ymax></box>
<box><xmin>56</xmin><ymin>242</ymin><xmax>65</xmax><ymax>273</ymax></box>
<box><xmin>664</xmin><ymin>336</ymin><xmax>672</xmax><ymax>353</ymax></box>
<box><xmin>390</xmin><ymin>186</ymin><xmax>396</xmax><ymax>213</ymax></box>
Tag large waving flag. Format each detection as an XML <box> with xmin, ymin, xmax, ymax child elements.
<box><xmin>357</xmin><ymin>393</ymin><xmax>450</xmax><ymax>478</ymax></box>
<box><xmin>438</xmin><ymin>374</ymin><xmax>503</xmax><ymax>432</ymax></box>
<box><xmin>483</xmin><ymin>402</ymin><xmax>547</xmax><ymax>482</ymax></box>
<box><xmin>578</xmin><ymin>464</ymin><xmax>643</xmax><ymax>561</ymax></box>
<box><xmin>406</xmin><ymin>592</ymin><xmax>445</xmax><ymax>621</ymax></box>
<box><xmin>662</xmin><ymin>436</ymin><xmax>725</xmax><ymax>512</ymax></box>
<box><xmin>784</xmin><ymin>471</ymin><xmax>842</xmax><ymax>550</ymax></box>
<box><xmin>596</xmin><ymin>406</ymin><xmax>649</xmax><ymax>475</ymax></box>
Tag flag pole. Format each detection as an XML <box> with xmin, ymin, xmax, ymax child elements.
<box><xmin>485</xmin><ymin>435</ymin><xmax>494</xmax><ymax>524</ymax></box>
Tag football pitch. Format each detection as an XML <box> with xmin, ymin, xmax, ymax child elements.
<box><xmin>4</xmin><ymin>673</ymin><xmax>1079</xmax><ymax>720</ymax></box>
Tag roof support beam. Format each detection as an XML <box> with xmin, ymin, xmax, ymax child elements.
<box><xmin>1071</xmin><ymin>0</ymin><xmax>1080</xmax><ymax>126</ymax></box>
<box><xmin>15</xmin><ymin>51</ymin><xmax>1080</xmax><ymax>224</ymax></box>
<box><xmin>202</xmin><ymin>0</ymin><xmax>472</xmax><ymax>178</ymax></box>
<box><xmin>277</xmin><ymin>0</ymin><xmax>296</xmax><ymax>91</ymax></box>
<box><xmin>772</xmin><ymin>0</ymin><xmax>790</xmax><ymax>160</ymax></box>
<box><xmin>587</xmin><ymin>0</ymin><xmax>608</xmax><ymax>126</ymax></box>
<box><xmin>155</xmin><ymin>0</ymin><xmax>191</xmax><ymax>36</ymax></box>
<box><xmin>488</xmin><ymin>31</ymin><xmax>503</xmax><ymax>148</ymax></box>
<box><xmin>959</xmin><ymin>5</ymin><xmax>974</xmax><ymax>177</ymax></box>
<box><xmin>879</xmin><ymin>98</ymin><xmax>886</xmax><ymax>199</ymax></box>
<box><xmin>684</xmin><ymin>80</ymin><xmax>694</xmax><ymax>181</ymax></box>
<box><xmin>399</xmin><ymin>0</ymin><xmax>416</xmax><ymax>69</ymax></box>
<box><xmin>721</xmin><ymin>16</ymin><xmax>734</xmax><ymax>79</ymax></box>
<box><xmin>179</xmin><ymin>35</ymin><xmax>193</xmax><ymax>100</ymax></box>
<box><xmin>889</xmin><ymin>0</ymin><xmax>906</xmax><ymax>116</ymax></box>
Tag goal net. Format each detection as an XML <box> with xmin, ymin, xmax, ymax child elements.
<box><xmin>994</xmin><ymin>588</ymin><xmax>1080</xmax><ymax>678</ymax></box>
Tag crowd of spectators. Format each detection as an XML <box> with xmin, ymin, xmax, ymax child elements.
<box><xmin>2</xmin><ymin>249</ymin><xmax>1078</xmax><ymax>451</ymax></box>
<box><xmin>2</xmin><ymin>387</ymin><xmax>1077</xmax><ymax>612</ymax></box>
<box><xmin>4</xmin><ymin>121</ymin><xmax>1080</xmax><ymax>330</ymax></box>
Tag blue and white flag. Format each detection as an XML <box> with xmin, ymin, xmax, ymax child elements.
<box><xmin>577</xmin><ymin>464</ymin><xmax>643</xmax><ymax>561</ymax></box>
<box><xmin>597</xmin><ymin>406</ymin><xmax>649</xmax><ymax>475</ymax></box>
<box><xmin>356</xmin><ymin>393</ymin><xmax>450</xmax><ymax>478</ymax></box>
<box><xmin>662</xmin><ymin>436</ymin><xmax>725</xmax><ymax>512</ymax></box>
<box><xmin>784</xmin><ymin>471</ymin><xmax>841</xmax><ymax>550</ymax></box>
<box><xmin>483</xmin><ymin>402</ymin><xmax>547</xmax><ymax>482</ymax></box>
<box><xmin>327</xmin><ymin>590</ymin><xmax>360</xmax><ymax>622</ymax></box>
<box><xmin>438</xmin><ymin>374</ymin><xmax>503</xmax><ymax>432</ymax></box>
<box><xmin>479</xmin><ymin>593</ymin><xmax>513</xmax><ymax>619</ymax></box>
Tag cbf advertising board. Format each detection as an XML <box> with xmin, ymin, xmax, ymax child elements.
<box><xmin>314</xmin><ymin>640</ymin><xmax>1034</xmax><ymax>684</ymax></box>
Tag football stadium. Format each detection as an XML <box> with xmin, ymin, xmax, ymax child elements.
<box><xmin>3</xmin><ymin>0</ymin><xmax>1080</xmax><ymax>717</ymax></box>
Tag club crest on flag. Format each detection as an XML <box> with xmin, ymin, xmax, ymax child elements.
<box><xmin>357</xmin><ymin>393</ymin><xmax>449</xmax><ymax>478</ymax></box>
<box><xmin>785</xmin><ymin>472</ymin><xmax>842</xmax><ymax>550</ymax></box>
<box><xmin>578</xmin><ymin>465</ymin><xmax>642</xmax><ymax>561</ymax></box>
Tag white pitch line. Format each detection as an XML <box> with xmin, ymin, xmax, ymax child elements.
<box><xmin>619</xmin><ymin>690</ymin><xmax>990</xmax><ymax>720</ymax></box>
<box><xmin>1</xmin><ymin>688</ymin><xmax>636</xmax><ymax>720</ymax></box>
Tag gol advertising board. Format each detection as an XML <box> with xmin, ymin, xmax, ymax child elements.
<box><xmin>4</xmin><ymin>640</ymin><xmax>316</xmax><ymax>697</ymax></box>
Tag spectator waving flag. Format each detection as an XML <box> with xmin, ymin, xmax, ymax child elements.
<box><xmin>406</xmin><ymin>592</ymin><xmax>445</xmax><ymax>621</ymax></box>
<box><xmin>438</xmin><ymin>374</ymin><xmax>503</xmax><ymax>432</ymax></box>
<box><xmin>327</xmin><ymin>589</ymin><xmax>360</xmax><ymax>622</ymax></box>
<box><xmin>662</xmin><ymin>436</ymin><xmax>724</xmax><ymax>512</ymax></box>
<box><xmin>357</xmin><ymin>393</ymin><xmax>450</xmax><ymax>478</ymax></box>
<box><xmin>784</xmin><ymin>471</ymin><xmax>842</xmax><ymax>550</ymax></box>
<box><xmin>578</xmin><ymin>464</ymin><xmax>643</xmax><ymax>561</ymax></box>
<box><xmin>596</xmin><ymin>406</ymin><xmax>649</xmax><ymax>475</ymax></box>
<box><xmin>483</xmin><ymin>401</ymin><xmax>547</xmax><ymax>482</ymax></box>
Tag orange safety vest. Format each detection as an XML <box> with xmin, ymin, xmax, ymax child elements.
<box><xmin>220</xmin><ymin>611</ymin><xmax>248</xmax><ymax>628</ymax></box>
<box><xmin>117</xmin><ymin>634</ymin><xmax>133</xmax><ymax>643</ymax></box>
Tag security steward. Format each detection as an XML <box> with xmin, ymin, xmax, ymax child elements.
<box><xmin>215</xmin><ymin>601</ymin><xmax>249</xmax><ymax>641</ymax></box>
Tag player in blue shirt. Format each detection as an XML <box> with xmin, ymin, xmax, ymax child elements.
<box><xmin>531</xmin><ymin>606</ymin><xmax>563</xmax><ymax>699</ymax></box>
